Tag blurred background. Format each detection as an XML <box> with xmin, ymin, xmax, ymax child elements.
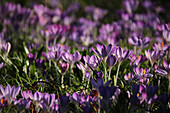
<box><xmin>1</xmin><ymin>0</ymin><xmax>170</xmax><ymax>22</ymax></box>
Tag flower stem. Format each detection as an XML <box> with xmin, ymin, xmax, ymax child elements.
<box><xmin>61</xmin><ymin>73</ymin><xmax>64</xmax><ymax>88</ymax></box>
<box><xmin>134</xmin><ymin>46</ymin><xmax>136</xmax><ymax>55</ymax></box>
<box><xmin>86</xmin><ymin>78</ymin><xmax>90</xmax><ymax>94</ymax></box>
<box><xmin>158</xmin><ymin>76</ymin><xmax>160</xmax><ymax>87</ymax></box>
<box><xmin>97</xmin><ymin>90</ymin><xmax>101</xmax><ymax>113</ymax></box>
<box><xmin>104</xmin><ymin>58</ymin><xmax>107</xmax><ymax>82</ymax></box>
<box><xmin>114</xmin><ymin>62</ymin><xmax>121</xmax><ymax>86</ymax></box>
<box><xmin>82</xmin><ymin>72</ymin><xmax>85</xmax><ymax>83</ymax></box>
<box><xmin>70</xmin><ymin>63</ymin><xmax>73</xmax><ymax>86</ymax></box>
<box><xmin>108</xmin><ymin>67</ymin><xmax>112</xmax><ymax>80</ymax></box>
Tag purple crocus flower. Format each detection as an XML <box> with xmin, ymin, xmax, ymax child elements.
<box><xmin>2</xmin><ymin>42</ymin><xmax>11</xmax><ymax>55</ymax></box>
<box><xmin>85</xmin><ymin>6</ymin><xmax>108</xmax><ymax>21</ymax></box>
<box><xmin>138</xmin><ymin>84</ymin><xmax>158</xmax><ymax>105</ymax></box>
<box><xmin>76</xmin><ymin>62</ymin><xmax>88</xmax><ymax>75</ymax></box>
<box><xmin>99</xmin><ymin>86</ymin><xmax>117</xmax><ymax>104</ymax></box>
<box><xmin>163</xmin><ymin>59</ymin><xmax>170</xmax><ymax>73</ymax></box>
<box><xmin>152</xmin><ymin>42</ymin><xmax>168</xmax><ymax>57</ymax></box>
<box><xmin>133</xmin><ymin>55</ymin><xmax>147</xmax><ymax>66</ymax></box>
<box><xmin>153</xmin><ymin>42</ymin><xmax>168</xmax><ymax>52</ymax></box>
<box><xmin>133</xmin><ymin>67</ymin><xmax>153</xmax><ymax>84</ymax></box>
<box><xmin>90</xmin><ymin>77</ymin><xmax>111</xmax><ymax>90</ymax></box>
<box><xmin>70</xmin><ymin>92</ymin><xmax>80</xmax><ymax>105</ymax></box>
<box><xmin>40</xmin><ymin>93</ymin><xmax>55</xmax><ymax>112</ymax></box>
<box><xmin>162</xmin><ymin>26</ymin><xmax>170</xmax><ymax>44</ymax></box>
<box><xmin>106</xmin><ymin>55</ymin><xmax>117</xmax><ymax>68</ymax></box>
<box><xmin>155</xmin><ymin>69</ymin><xmax>168</xmax><ymax>77</ymax></box>
<box><xmin>123</xmin><ymin>0</ymin><xmax>139</xmax><ymax>15</ymax></box>
<box><xmin>129</xmin><ymin>54</ymin><xmax>147</xmax><ymax>67</ymax></box>
<box><xmin>96</xmin><ymin>71</ymin><xmax>104</xmax><ymax>78</ymax></box>
<box><xmin>62</xmin><ymin>51</ymin><xmax>81</xmax><ymax>65</ymax></box>
<box><xmin>0</xmin><ymin>62</ymin><xmax>5</xmax><ymax>69</ymax></box>
<box><xmin>36</xmin><ymin>59</ymin><xmax>45</xmax><ymax>69</ymax></box>
<box><xmin>114</xmin><ymin>46</ymin><xmax>132</xmax><ymax>62</ymax></box>
<box><xmin>107</xmin><ymin>55</ymin><xmax>117</xmax><ymax>80</ymax></box>
<box><xmin>80</xmin><ymin>95</ymin><xmax>92</xmax><ymax>112</ymax></box>
<box><xmin>42</xmin><ymin>51</ymin><xmax>56</xmax><ymax>60</ymax></box>
<box><xmin>124</xmin><ymin>73</ymin><xmax>134</xmax><ymax>83</ymax></box>
<box><xmin>0</xmin><ymin>84</ymin><xmax>20</xmax><ymax>105</ymax></box>
<box><xmin>133</xmin><ymin>67</ymin><xmax>153</xmax><ymax>78</ymax></box>
<box><xmin>29</xmin><ymin>91</ymin><xmax>43</xmax><ymax>110</ymax></box>
<box><xmin>92</xmin><ymin>44</ymin><xmax>115</xmax><ymax>59</ymax></box>
<box><xmin>42</xmin><ymin>46</ymin><xmax>64</xmax><ymax>61</ymax></box>
<box><xmin>14</xmin><ymin>91</ymin><xmax>32</xmax><ymax>112</ymax></box>
<box><xmin>83</xmin><ymin>55</ymin><xmax>102</xmax><ymax>70</ymax></box>
<box><xmin>27</xmin><ymin>53</ymin><xmax>35</xmax><ymax>63</ymax></box>
<box><xmin>145</xmin><ymin>50</ymin><xmax>160</xmax><ymax>66</ymax></box>
<box><xmin>80</xmin><ymin>95</ymin><xmax>97</xmax><ymax>113</ymax></box>
<box><xmin>128</xmin><ymin>36</ymin><xmax>150</xmax><ymax>48</ymax></box>
<box><xmin>60</xmin><ymin>62</ymin><xmax>69</xmax><ymax>74</ymax></box>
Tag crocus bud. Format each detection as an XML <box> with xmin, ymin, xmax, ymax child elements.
<box><xmin>106</xmin><ymin>55</ymin><xmax>117</xmax><ymax>68</ymax></box>
<box><xmin>60</xmin><ymin>62</ymin><xmax>69</xmax><ymax>73</ymax></box>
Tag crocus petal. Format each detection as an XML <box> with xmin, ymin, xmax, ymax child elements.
<box><xmin>106</xmin><ymin>55</ymin><xmax>117</xmax><ymax>67</ymax></box>
<box><xmin>5</xmin><ymin>84</ymin><xmax>11</xmax><ymax>96</ymax></box>
<box><xmin>115</xmin><ymin>47</ymin><xmax>123</xmax><ymax>59</ymax></box>
<box><xmin>14</xmin><ymin>86</ymin><xmax>20</xmax><ymax>98</ymax></box>
<box><xmin>101</xmin><ymin>45</ymin><xmax>107</xmax><ymax>57</ymax></box>
<box><xmin>97</xmin><ymin>78</ymin><xmax>104</xmax><ymax>88</ymax></box>
<box><xmin>104</xmin><ymin>80</ymin><xmax>111</xmax><ymax>87</ymax></box>
<box><xmin>74</xmin><ymin>51</ymin><xmax>81</xmax><ymax>62</ymax></box>
<box><xmin>96</xmin><ymin>44</ymin><xmax>102</xmax><ymax>55</ymax></box>
<box><xmin>72</xmin><ymin>92</ymin><xmax>79</xmax><ymax>101</ymax></box>
<box><xmin>90</xmin><ymin>77</ymin><xmax>97</xmax><ymax>88</ymax></box>
<box><xmin>0</xmin><ymin>85</ymin><xmax>5</xmax><ymax>95</ymax></box>
<box><xmin>155</xmin><ymin>69</ymin><xmax>168</xmax><ymax>76</ymax></box>
<box><xmin>163</xmin><ymin>59</ymin><xmax>168</xmax><ymax>69</ymax></box>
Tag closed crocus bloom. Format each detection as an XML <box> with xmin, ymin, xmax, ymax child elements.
<box><xmin>2</xmin><ymin>42</ymin><xmax>11</xmax><ymax>55</ymax></box>
<box><xmin>70</xmin><ymin>92</ymin><xmax>80</xmax><ymax>105</ymax></box>
<box><xmin>0</xmin><ymin>84</ymin><xmax>20</xmax><ymax>105</ymax></box>
<box><xmin>27</xmin><ymin>53</ymin><xmax>35</xmax><ymax>63</ymax></box>
<box><xmin>0</xmin><ymin>62</ymin><xmax>5</xmax><ymax>69</ymax></box>
<box><xmin>107</xmin><ymin>55</ymin><xmax>117</xmax><ymax>80</ymax></box>
<box><xmin>145</xmin><ymin>49</ymin><xmax>160</xmax><ymax>66</ymax></box>
<box><xmin>60</xmin><ymin>62</ymin><xmax>69</xmax><ymax>73</ymax></box>
<box><xmin>163</xmin><ymin>30</ymin><xmax>170</xmax><ymax>44</ymax></box>
<box><xmin>106</xmin><ymin>55</ymin><xmax>117</xmax><ymax>68</ymax></box>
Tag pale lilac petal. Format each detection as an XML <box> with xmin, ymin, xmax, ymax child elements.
<box><xmin>0</xmin><ymin>85</ymin><xmax>5</xmax><ymax>95</ymax></box>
